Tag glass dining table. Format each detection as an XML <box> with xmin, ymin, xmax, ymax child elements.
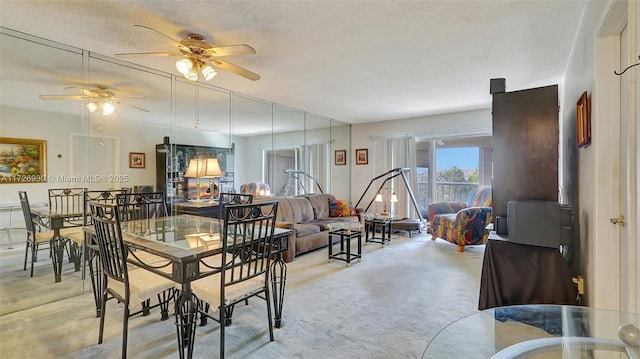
<box><xmin>422</xmin><ymin>304</ymin><xmax>640</xmax><ymax>358</ymax></box>
<box><xmin>84</xmin><ymin>214</ymin><xmax>291</xmax><ymax>359</ymax></box>
<box><xmin>31</xmin><ymin>208</ymin><xmax>83</xmax><ymax>282</ymax></box>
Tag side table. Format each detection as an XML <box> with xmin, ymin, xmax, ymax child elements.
<box><xmin>364</xmin><ymin>216</ymin><xmax>392</xmax><ymax>246</ymax></box>
<box><xmin>328</xmin><ymin>222</ymin><xmax>363</xmax><ymax>266</ymax></box>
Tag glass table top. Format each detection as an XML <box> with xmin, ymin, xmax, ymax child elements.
<box><xmin>120</xmin><ymin>215</ymin><xmax>290</xmax><ymax>254</ymax></box>
<box><xmin>422</xmin><ymin>305</ymin><xmax>640</xmax><ymax>358</ymax></box>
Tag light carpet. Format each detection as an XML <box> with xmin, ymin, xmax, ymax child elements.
<box><xmin>0</xmin><ymin>233</ymin><xmax>486</xmax><ymax>358</ymax></box>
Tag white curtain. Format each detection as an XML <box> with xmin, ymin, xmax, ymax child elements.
<box><xmin>372</xmin><ymin>136</ymin><xmax>418</xmax><ymax>218</ymax></box>
<box><xmin>306</xmin><ymin>142</ymin><xmax>330</xmax><ymax>193</ymax></box>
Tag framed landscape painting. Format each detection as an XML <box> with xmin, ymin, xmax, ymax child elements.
<box><xmin>0</xmin><ymin>137</ymin><xmax>47</xmax><ymax>183</ymax></box>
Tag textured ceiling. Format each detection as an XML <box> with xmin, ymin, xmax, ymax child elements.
<box><xmin>0</xmin><ymin>0</ymin><xmax>586</xmax><ymax>124</ymax></box>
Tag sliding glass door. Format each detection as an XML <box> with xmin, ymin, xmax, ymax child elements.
<box><xmin>415</xmin><ymin>136</ymin><xmax>492</xmax><ymax>212</ymax></box>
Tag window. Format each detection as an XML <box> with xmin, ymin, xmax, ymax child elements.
<box><xmin>415</xmin><ymin>136</ymin><xmax>492</xmax><ymax>210</ymax></box>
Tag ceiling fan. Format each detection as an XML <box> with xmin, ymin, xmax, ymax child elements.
<box><xmin>116</xmin><ymin>25</ymin><xmax>260</xmax><ymax>82</ymax></box>
<box><xmin>39</xmin><ymin>85</ymin><xmax>150</xmax><ymax>115</ymax></box>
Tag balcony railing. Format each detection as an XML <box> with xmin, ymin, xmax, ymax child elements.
<box><xmin>416</xmin><ymin>182</ymin><xmax>478</xmax><ymax>209</ymax></box>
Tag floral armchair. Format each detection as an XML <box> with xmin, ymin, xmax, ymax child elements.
<box><xmin>428</xmin><ymin>186</ymin><xmax>493</xmax><ymax>252</ymax></box>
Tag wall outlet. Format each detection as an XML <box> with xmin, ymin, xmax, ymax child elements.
<box><xmin>573</xmin><ymin>275</ymin><xmax>585</xmax><ymax>295</ymax></box>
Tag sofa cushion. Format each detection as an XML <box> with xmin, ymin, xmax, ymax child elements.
<box><xmin>303</xmin><ymin>193</ymin><xmax>336</xmax><ymax>219</ymax></box>
<box><xmin>293</xmin><ymin>223</ymin><xmax>321</xmax><ymax>238</ymax></box>
<box><xmin>276</xmin><ymin>197</ymin><xmax>315</xmax><ymax>224</ymax></box>
<box><xmin>329</xmin><ymin>199</ymin><xmax>356</xmax><ymax>217</ymax></box>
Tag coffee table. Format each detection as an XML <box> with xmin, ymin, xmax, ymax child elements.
<box><xmin>328</xmin><ymin>221</ymin><xmax>363</xmax><ymax>266</ymax></box>
<box><xmin>422</xmin><ymin>304</ymin><xmax>640</xmax><ymax>358</ymax></box>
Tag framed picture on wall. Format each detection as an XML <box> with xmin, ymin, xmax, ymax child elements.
<box><xmin>0</xmin><ymin>137</ymin><xmax>47</xmax><ymax>183</ymax></box>
<box><xmin>129</xmin><ymin>152</ymin><xmax>146</xmax><ymax>168</ymax></box>
<box><xmin>355</xmin><ymin>148</ymin><xmax>368</xmax><ymax>165</ymax></box>
<box><xmin>335</xmin><ymin>150</ymin><xmax>346</xmax><ymax>165</ymax></box>
<box><xmin>576</xmin><ymin>91</ymin><xmax>591</xmax><ymax>148</ymax></box>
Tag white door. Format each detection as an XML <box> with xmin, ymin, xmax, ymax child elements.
<box><xmin>617</xmin><ymin>24</ymin><xmax>638</xmax><ymax>314</ymax></box>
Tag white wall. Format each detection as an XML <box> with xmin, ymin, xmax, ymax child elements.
<box><xmin>240</xmin><ymin>125</ymin><xmax>352</xmax><ymax>198</ymax></box>
<box><xmin>560</xmin><ymin>0</ymin><xmax>638</xmax><ymax>309</ymax></box>
<box><xmin>558</xmin><ymin>0</ymin><xmax>607</xmax><ymax>293</ymax></box>
<box><xmin>350</xmin><ymin>108</ymin><xmax>492</xmax><ymax>205</ymax></box>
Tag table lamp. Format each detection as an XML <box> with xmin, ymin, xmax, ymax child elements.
<box><xmin>184</xmin><ymin>159</ymin><xmax>205</xmax><ymax>202</ymax></box>
<box><xmin>375</xmin><ymin>189</ymin><xmax>398</xmax><ymax>216</ymax></box>
<box><xmin>200</xmin><ymin>158</ymin><xmax>223</xmax><ymax>202</ymax></box>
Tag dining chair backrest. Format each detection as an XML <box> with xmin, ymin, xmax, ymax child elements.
<box><xmin>83</xmin><ymin>189</ymin><xmax>130</xmax><ymax>226</ymax></box>
<box><xmin>221</xmin><ymin>200</ymin><xmax>278</xmax><ymax>287</ymax></box>
<box><xmin>48</xmin><ymin>187</ymin><xmax>85</xmax><ymax>226</ymax></box>
<box><xmin>116</xmin><ymin>192</ymin><xmax>167</xmax><ymax>222</ymax></box>
<box><xmin>218</xmin><ymin>192</ymin><xmax>253</xmax><ymax>220</ymax></box>
<box><xmin>89</xmin><ymin>202</ymin><xmax>129</xmax><ymax>289</ymax></box>
<box><xmin>18</xmin><ymin>191</ymin><xmax>37</xmax><ymax>235</ymax></box>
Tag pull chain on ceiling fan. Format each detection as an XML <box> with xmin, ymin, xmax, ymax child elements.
<box><xmin>116</xmin><ymin>25</ymin><xmax>260</xmax><ymax>82</ymax></box>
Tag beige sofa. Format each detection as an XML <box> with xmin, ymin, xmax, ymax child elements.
<box><xmin>261</xmin><ymin>193</ymin><xmax>363</xmax><ymax>262</ymax></box>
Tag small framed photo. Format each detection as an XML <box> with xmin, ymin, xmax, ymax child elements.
<box><xmin>576</xmin><ymin>91</ymin><xmax>591</xmax><ymax>148</ymax></box>
<box><xmin>335</xmin><ymin>150</ymin><xmax>346</xmax><ymax>165</ymax></box>
<box><xmin>129</xmin><ymin>152</ymin><xmax>146</xmax><ymax>168</ymax></box>
<box><xmin>355</xmin><ymin>148</ymin><xmax>368</xmax><ymax>165</ymax></box>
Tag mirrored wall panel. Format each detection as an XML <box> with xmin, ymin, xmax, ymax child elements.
<box><xmin>0</xmin><ymin>26</ymin><xmax>351</xmax><ymax>315</ymax></box>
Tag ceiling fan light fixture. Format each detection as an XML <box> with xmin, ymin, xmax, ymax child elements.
<box><xmin>185</xmin><ymin>67</ymin><xmax>199</xmax><ymax>81</ymax></box>
<box><xmin>86</xmin><ymin>102</ymin><xmax>98</xmax><ymax>113</ymax></box>
<box><xmin>102</xmin><ymin>102</ymin><xmax>115</xmax><ymax>115</ymax></box>
<box><xmin>176</xmin><ymin>58</ymin><xmax>193</xmax><ymax>75</ymax></box>
<box><xmin>201</xmin><ymin>65</ymin><xmax>217</xmax><ymax>81</ymax></box>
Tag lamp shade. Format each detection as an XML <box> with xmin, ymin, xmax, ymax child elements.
<box><xmin>390</xmin><ymin>192</ymin><xmax>398</xmax><ymax>203</ymax></box>
<box><xmin>201</xmin><ymin>158</ymin><xmax>223</xmax><ymax>178</ymax></box>
<box><xmin>375</xmin><ymin>194</ymin><xmax>383</xmax><ymax>202</ymax></box>
<box><xmin>176</xmin><ymin>58</ymin><xmax>193</xmax><ymax>75</ymax></box>
<box><xmin>184</xmin><ymin>159</ymin><xmax>204</xmax><ymax>178</ymax></box>
<box><xmin>102</xmin><ymin>102</ymin><xmax>115</xmax><ymax>115</ymax></box>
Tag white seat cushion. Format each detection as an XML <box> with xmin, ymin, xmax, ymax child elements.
<box><xmin>106</xmin><ymin>268</ymin><xmax>175</xmax><ymax>311</ymax></box>
<box><xmin>191</xmin><ymin>267</ymin><xmax>265</xmax><ymax>310</ymax></box>
<box><xmin>33</xmin><ymin>230</ymin><xmax>55</xmax><ymax>243</ymax></box>
<box><xmin>60</xmin><ymin>228</ymin><xmax>85</xmax><ymax>245</ymax></box>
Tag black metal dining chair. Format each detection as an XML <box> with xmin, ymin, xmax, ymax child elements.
<box><xmin>18</xmin><ymin>191</ymin><xmax>83</xmax><ymax>277</ymax></box>
<box><xmin>89</xmin><ymin>201</ymin><xmax>175</xmax><ymax>359</ymax></box>
<box><xmin>217</xmin><ymin>192</ymin><xmax>253</xmax><ymax>219</ymax></box>
<box><xmin>76</xmin><ymin>189</ymin><xmax>130</xmax><ymax>317</ymax></box>
<box><xmin>47</xmin><ymin>187</ymin><xmax>85</xmax><ymax>227</ymax></box>
<box><xmin>191</xmin><ymin>200</ymin><xmax>279</xmax><ymax>359</ymax></box>
<box><xmin>116</xmin><ymin>192</ymin><xmax>167</xmax><ymax>221</ymax></box>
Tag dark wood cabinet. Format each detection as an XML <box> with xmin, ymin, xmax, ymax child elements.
<box><xmin>492</xmin><ymin>85</ymin><xmax>559</xmax><ymax>219</ymax></box>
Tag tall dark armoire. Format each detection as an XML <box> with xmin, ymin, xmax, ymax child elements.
<box><xmin>491</xmin><ymin>84</ymin><xmax>559</xmax><ymax>222</ymax></box>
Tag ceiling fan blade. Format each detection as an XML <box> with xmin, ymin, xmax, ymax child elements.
<box><xmin>118</xmin><ymin>101</ymin><xmax>150</xmax><ymax>113</ymax></box>
<box><xmin>60</xmin><ymin>86</ymin><xmax>97</xmax><ymax>97</ymax></box>
<box><xmin>39</xmin><ymin>95</ymin><xmax>88</xmax><ymax>101</ymax></box>
<box><xmin>133</xmin><ymin>24</ymin><xmax>188</xmax><ymax>51</ymax></box>
<box><xmin>116</xmin><ymin>51</ymin><xmax>180</xmax><ymax>58</ymax></box>
<box><xmin>204</xmin><ymin>44</ymin><xmax>256</xmax><ymax>57</ymax></box>
<box><xmin>210</xmin><ymin>59</ymin><xmax>261</xmax><ymax>81</ymax></box>
<box><xmin>112</xmin><ymin>96</ymin><xmax>145</xmax><ymax>100</ymax></box>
